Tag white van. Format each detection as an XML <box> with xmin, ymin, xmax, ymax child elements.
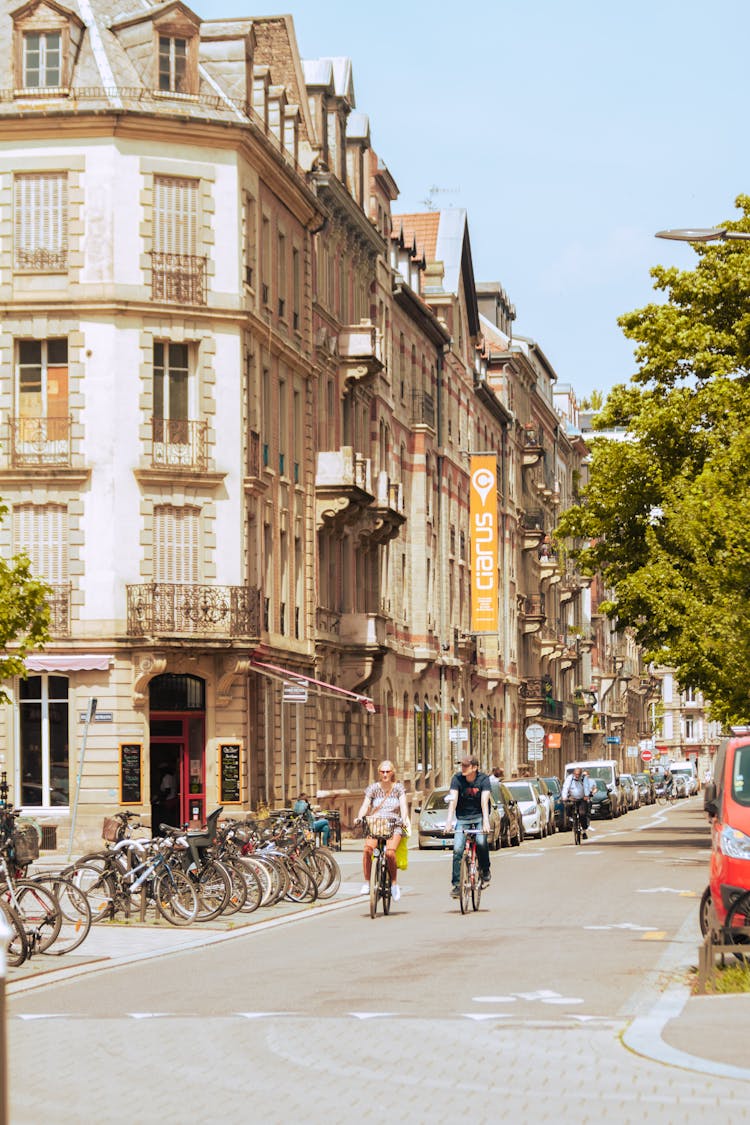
<box><xmin>667</xmin><ymin>759</ymin><xmax>697</xmax><ymax>796</ymax></box>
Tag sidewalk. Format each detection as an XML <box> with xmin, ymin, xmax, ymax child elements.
<box><xmin>8</xmin><ymin>838</ymin><xmax>750</xmax><ymax>1083</ymax></box>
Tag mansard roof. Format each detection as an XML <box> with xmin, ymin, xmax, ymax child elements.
<box><xmin>395</xmin><ymin>209</ymin><xmax>480</xmax><ymax>337</ymax></box>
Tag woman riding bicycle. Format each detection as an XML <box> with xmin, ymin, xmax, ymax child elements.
<box><xmin>355</xmin><ymin>760</ymin><xmax>409</xmax><ymax>903</ymax></box>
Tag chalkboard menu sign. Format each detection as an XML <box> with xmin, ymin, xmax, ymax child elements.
<box><xmin>219</xmin><ymin>743</ymin><xmax>241</xmax><ymax>804</ymax></box>
<box><xmin>119</xmin><ymin>743</ymin><xmax>143</xmax><ymax>805</ymax></box>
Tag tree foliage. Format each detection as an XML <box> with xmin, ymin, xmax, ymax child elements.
<box><xmin>557</xmin><ymin>195</ymin><xmax>750</xmax><ymax>723</ymax></box>
<box><xmin>0</xmin><ymin>499</ymin><xmax>50</xmax><ymax>701</ymax></box>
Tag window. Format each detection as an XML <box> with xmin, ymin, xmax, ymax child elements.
<box><xmin>152</xmin><ymin>176</ymin><xmax>204</xmax><ymax>304</ymax></box>
<box><xmin>153</xmin><ymin>342</ymin><xmax>189</xmax><ymax>422</ymax></box>
<box><xmin>19</xmin><ymin>675</ymin><xmax>69</xmax><ymax>807</ymax></box>
<box><xmin>23</xmin><ymin>31</ymin><xmax>61</xmax><ymax>88</ymax></box>
<box><xmin>414</xmin><ymin>699</ymin><xmax>424</xmax><ymax>771</ymax></box>
<box><xmin>154</xmin><ymin>504</ymin><xmax>200</xmax><ymax>583</ymax></box>
<box><xmin>277</xmin><ymin>231</ymin><xmax>286</xmax><ymax>318</ymax></box>
<box><xmin>15</xmin><ymin>172</ymin><xmax>68</xmax><ymax>271</ymax></box>
<box><xmin>292</xmin><ymin>247</ymin><xmax>301</xmax><ymax>330</ymax></box>
<box><xmin>243</xmin><ymin>193</ymin><xmax>256</xmax><ymax>288</ymax></box>
<box><xmin>15</xmin><ymin>338</ymin><xmax>69</xmax><ymax>462</ymax></box>
<box><xmin>159</xmin><ymin>36</ymin><xmax>188</xmax><ymax>93</ymax></box>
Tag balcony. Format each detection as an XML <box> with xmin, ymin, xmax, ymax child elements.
<box><xmin>520</xmin><ymin>678</ymin><xmax>570</xmax><ymax>721</ymax></box>
<box><xmin>412</xmin><ymin>390</ymin><xmax>435</xmax><ymax>430</ymax></box>
<box><xmin>338</xmin><ymin>322</ymin><xmax>383</xmax><ymax>381</ymax></box>
<box><xmin>520</xmin><ymin>510</ymin><xmax>545</xmax><ymax>551</ymax></box>
<box><xmin>151</xmin><ymin>418</ymin><xmax>208</xmax><ymax>471</ymax></box>
<box><xmin>150</xmin><ymin>252</ymin><xmax>207</xmax><ymax>305</ymax></box>
<box><xmin>47</xmin><ymin>583</ymin><xmax>71</xmax><ymax>637</ymax></box>
<box><xmin>339</xmin><ymin>612</ymin><xmax>387</xmax><ymax>649</ymax></box>
<box><xmin>522</xmin><ymin>425</ymin><xmax>544</xmax><ymax>467</ymax></box>
<box><xmin>316</xmin><ymin>607</ymin><xmax>341</xmax><ymax>639</ymax></box>
<box><xmin>518</xmin><ymin>594</ymin><xmax>545</xmax><ymax>634</ymax></box>
<box><xmin>127</xmin><ymin>583</ymin><xmax>261</xmax><ymax>638</ymax></box>
<box><xmin>6</xmin><ymin>416</ymin><xmax>71</xmax><ymax>467</ymax></box>
<box><xmin>315</xmin><ymin>447</ymin><xmax>373</xmax><ymax>528</ymax></box>
<box><xmin>372</xmin><ymin>472</ymin><xmax>406</xmax><ymax>541</ymax></box>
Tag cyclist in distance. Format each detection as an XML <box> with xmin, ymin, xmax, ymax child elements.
<box><xmin>354</xmin><ymin>759</ymin><xmax>409</xmax><ymax>902</ymax></box>
<box><xmin>444</xmin><ymin>755</ymin><xmax>492</xmax><ymax>898</ymax></box>
<box><xmin>561</xmin><ymin>766</ymin><xmax>592</xmax><ymax>838</ymax></box>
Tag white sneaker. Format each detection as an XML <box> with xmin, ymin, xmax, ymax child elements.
<box><xmin>391</xmin><ymin>884</ymin><xmax>401</xmax><ymax>902</ymax></box>
<box><xmin>359</xmin><ymin>883</ymin><xmax>369</xmax><ymax>895</ymax></box>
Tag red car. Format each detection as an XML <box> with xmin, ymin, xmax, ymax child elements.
<box><xmin>704</xmin><ymin>729</ymin><xmax>750</xmax><ymax>930</ymax></box>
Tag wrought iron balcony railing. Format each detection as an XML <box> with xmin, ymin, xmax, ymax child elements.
<box><xmin>151</xmin><ymin>418</ymin><xmax>208</xmax><ymax>470</ymax></box>
<box><xmin>150</xmin><ymin>252</ymin><xmax>207</xmax><ymax>305</ymax></box>
<box><xmin>7</xmin><ymin>416</ymin><xmax>72</xmax><ymax>466</ymax></box>
<box><xmin>15</xmin><ymin>247</ymin><xmax>68</xmax><ymax>271</ymax></box>
<box><xmin>411</xmin><ymin>390</ymin><xmax>435</xmax><ymax>429</ymax></box>
<box><xmin>127</xmin><ymin>583</ymin><xmax>261</xmax><ymax>637</ymax></box>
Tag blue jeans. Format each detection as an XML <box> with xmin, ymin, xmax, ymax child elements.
<box><xmin>313</xmin><ymin>817</ymin><xmax>330</xmax><ymax>846</ymax></box>
<box><xmin>452</xmin><ymin>817</ymin><xmax>490</xmax><ymax>886</ymax></box>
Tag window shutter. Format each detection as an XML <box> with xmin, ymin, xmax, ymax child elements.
<box><xmin>153</xmin><ymin>176</ymin><xmax>197</xmax><ymax>256</ymax></box>
<box><xmin>15</xmin><ymin>173</ymin><xmax>68</xmax><ymax>268</ymax></box>
<box><xmin>154</xmin><ymin>504</ymin><xmax>200</xmax><ymax>583</ymax></box>
<box><xmin>14</xmin><ymin>503</ymin><xmax>68</xmax><ymax>583</ymax></box>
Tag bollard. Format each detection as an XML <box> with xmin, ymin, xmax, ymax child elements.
<box><xmin>0</xmin><ymin>910</ymin><xmax>10</xmax><ymax>1125</ymax></box>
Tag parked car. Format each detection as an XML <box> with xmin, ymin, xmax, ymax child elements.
<box><xmin>505</xmin><ymin>779</ymin><xmax>549</xmax><ymax>839</ymax></box>
<box><xmin>417</xmin><ymin>786</ymin><xmax>502</xmax><ymax>850</ymax></box>
<box><xmin>634</xmin><ymin>772</ymin><xmax>655</xmax><ymax>805</ymax></box>
<box><xmin>620</xmin><ymin>773</ymin><xmax>639</xmax><ymax>810</ymax></box>
<box><xmin>674</xmin><ymin>774</ymin><xmax>689</xmax><ymax>799</ymax></box>
<box><xmin>542</xmin><ymin>775</ymin><xmax>568</xmax><ymax>830</ymax></box>
<box><xmin>530</xmin><ymin>776</ymin><xmax>556</xmax><ymax>835</ymax></box>
<box><xmin>704</xmin><ymin>730</ymin><xmax>750</xmax><ymax>933</ymax></box>
<box><xmin>495</xmin><ymin>782</ymin><xmax>524</xmax><ymax>848</ymax></box>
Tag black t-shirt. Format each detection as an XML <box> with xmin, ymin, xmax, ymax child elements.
<box><xmin>450</xmin><ymin>771</ymin><xmax>491</xmax><ymax>818</ymax></box>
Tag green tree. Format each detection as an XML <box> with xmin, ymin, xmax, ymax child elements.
<box><xmin>557</xmin><ymin>194</ymin><xmax>750</xmax><ymax>723</ymax></box>
<box><xmin>0</xmin><ymin>500</ymin><xmax>51</xmax><ymax>701</ymax></box>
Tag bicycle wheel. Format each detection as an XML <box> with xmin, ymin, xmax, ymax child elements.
<box><xmin>459</xmin><ymin>852</ymin><xmax>471</xmax><ymax>914</ymax></box>
<box><xmin>221</xmin><ymin>860</ymin><xmax>248</xmax><ymax>916</ymax></box>
<box><xmin>382</xmin><ymin>863</ymin><xmax>392</xmax><ymax>915</ymax></box>
<box><xmin>573</xmin><ymin>816</ymin><xmax>582</xmax><ymax>846</ymax></box>
<box><xmin>191</xmin><ymin>859</ymin><xmax>232</xmax><ymax>921</ymax></box>
<box><xmin>226</xmin><ymin>859</ymin><xmax>262</xmax><ymax>914</ymax></box>
<box><xmin>369</xmin><ymin>852</ymin><xmax>380</xmax><ymax>918</ymax></box>
<box><xmin>33</xmin><ymin>874</ymin><xmax>92</xmax><ymax>955</ymax></box>
<box><xmin>723</xmin><ymin>889</ymin><xmax>750</xmax><ymax>963</ymax></box>
<box><xmin>0</xmin><ymin>897</ymin><xmax>29</xmax><ymax>967</ymax></box>
<box><xmin>154</xmin><ymin>868</ymin><xmax>199</xmax><ymax>926</ymax></box>
<box><xmin>471</xmin><ymin>856</ymin><xmax>482</xmax><ymax>911</ymax></box>
<box><xmin>312</xmin><ymin>849</ymin><xmax>341</xmax><ymax>900</ymax></box>
<box><xmin>237</xmin><ymin>856</ymin><xmax>275</xmax><ymax>907</ymax></box>
<box><xmin>11</xmin><ymin>880</ymin><xmax>62</xmax><ymax>953</ymax></box>
<box><xmin>65</xmin><ymin>862</ymin><xmax>117</xmax><ymax>923</ymax></box>
<box><xmin>284</xmin><ymin>857</ymin><xmax>318</xmax><ymax>903</ymax></box>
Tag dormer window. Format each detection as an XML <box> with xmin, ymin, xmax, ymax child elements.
<box><xmin>23</xmin><ymin>31</ymin><xmax>61</xmax><ymax>87</ymax></box>
<box><xmin>159</xmin><ymin>35</ymin><xmax>187</xmax><ymax>93</ymax></box>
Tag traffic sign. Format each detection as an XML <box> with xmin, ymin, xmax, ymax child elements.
<box><xmin>641</xmin><ymin>748</ymin><xmax>653</xmax><ymax>762</ymax></box>
<box><xmin>282</xmin><ymin>681</ymin><xmax>308</xmax><ymax>703</ymax></box>
<box><xmin>525</xmin><ymin>723</ymin><xmax>545</xmax><ymax>742</ymax></box>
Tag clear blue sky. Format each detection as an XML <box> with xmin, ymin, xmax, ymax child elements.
<box><xmin>195</xmin><ymin>0</ymin><xmax>749</xmax><ymax>401</ymax></box>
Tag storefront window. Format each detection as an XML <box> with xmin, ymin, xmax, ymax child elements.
<box><xmin>19</xmin><ymin>674</ymin><xmax>69</xmax><ymax>806</ymax></box>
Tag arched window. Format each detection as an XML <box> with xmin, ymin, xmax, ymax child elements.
<box><xmin>414</xmin><ymin>694</ymin><xmax>424</xmax><ymax>771</ymax></box>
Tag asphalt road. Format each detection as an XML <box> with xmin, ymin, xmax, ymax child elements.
<box><xmin>7</xmin><ymin>798</ymin><xmax>750</xmax><ymax>1123</ymax></box>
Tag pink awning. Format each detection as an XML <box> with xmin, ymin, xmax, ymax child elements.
<box><xmin>249</xmin><ymin>657</ymin><xmax>376</xmax><ymax>713</ymax></box>
<box><xmin>24</xmin><ymin>654</ymin><xmax>113</xmax><ymax>673</ymax></box>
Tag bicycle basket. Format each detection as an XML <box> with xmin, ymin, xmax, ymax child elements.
<box><xmin>12</xmin><ymin>822</ymin><xmax>40</xmax><ymax>864</ymax></box>
<box><xmin>102</xmin><ymin>816</ymin><xmax>122</xmax><ymax>843</ymax></box>
<box><xmin>367</xmin><ymin>815</ymin><xmax>394</xmax><ymax>838</ymax></box>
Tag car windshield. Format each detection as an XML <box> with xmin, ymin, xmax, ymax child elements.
<box><xmin>590</xmin><ymin>779</ymin><xmax>607</xmax><ymax>794</ymax></box>
<box><xmin>507</xmin><ymin>783</ymin><xmax>533</xmax><ymax>801</ymax></box>
<box><xmin>634</xmin><ymin>774</ymin><xmax>649</xmax><ymax>784</ymax></box>
<box><xmin>543</xmin><ymin>778</ymin><xmax>560</xmax><ymax>795</ymax></box>
<box><xmin>578</xmin><ymin>766</ymin><xmax>613</xmax><ymax>783</ymax></box>
<box><xmin>732</xmin><ymin>748</ymin><xmax>750</xmax><ymax>807</ymax></box>
<box><xmin>424</xmin><ymin>790</ymin><xmax>448</xmax><ymax>811</ymax></box>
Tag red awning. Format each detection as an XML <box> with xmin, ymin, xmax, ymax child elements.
<box><xmin>24</xmin><ymin>654</ymin><xmax>113</xmax><ymax>673</ymax></box>
<box><xmin>249</xmin><ymin>657</ymin><xmax>376</xmax><ymax>713</ymax></box>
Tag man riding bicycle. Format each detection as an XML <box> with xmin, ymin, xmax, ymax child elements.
<box><xmin>561</xmin><ymin>767</ymin><xmax>592</xmax><ymax>838</ymax></box>
<box><xmin>444</xmin><ymin>755</ymin><xmax>491</xmax><ymax>898</ymax></box>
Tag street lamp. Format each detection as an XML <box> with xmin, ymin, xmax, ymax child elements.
<box><xmin>656</xmin><ymin>227</ymin><xmax>750</xmax><ymax>243</ymax></box>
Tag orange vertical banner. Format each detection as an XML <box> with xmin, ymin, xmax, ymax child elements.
<box><xmin>470</xmin><ymin>455</ymin><xmax>498</xmax><ymax>633</ymax></box>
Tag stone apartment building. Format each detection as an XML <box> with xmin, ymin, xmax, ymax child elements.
<box><xmin>0</xmin><ymin>0</ymin><xmax>647</xmax><ymax>850</ymax></box>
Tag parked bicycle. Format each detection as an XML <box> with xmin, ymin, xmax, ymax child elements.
<box><xmin>458</xmin><ymin>828</ymin><xmax>483</xmax><ymax>913</ymax></box>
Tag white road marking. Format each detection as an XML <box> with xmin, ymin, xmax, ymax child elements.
<box><xmin>638</xmin><ymin>887</ymin><xmax>692</xmax><ymax>894</ymax></box>
<box><xmin>237</xmin><ymin>1011</ymin><xmax>299</xmax><ymax>1019</ymax></box>
<box><xmin>17</xmin><ymin>1013</ymin><xmax>67</xmax><ymax>1020</ymax></box>
<box><xmin>472</xmin><ymin>995</ymin><xmax>516</xmax><ymax>1003</ymax></box>
<box><xmin>462</xmin><ymin>1013</ymin><xmax>512</xmax><ymax>1020</ymax></box>
<box><xmin>349</xmin><ymin>1012</ymin><xmax>396</xmax><ymax>1019</ymax></box>
<box><xmin>584</xmin><ymin>922</ymin><xmax>655</xmax><ymax>931</ymax></box>
<box><xmin>127</xmin><ymin>1012</ymin><xmax>169</xmax><ymax>1019</ymax></box>
<box><xmin>541</xmin><ymin>996</ymin><xmax>584</xmax><ymax>1005</ymax></box>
